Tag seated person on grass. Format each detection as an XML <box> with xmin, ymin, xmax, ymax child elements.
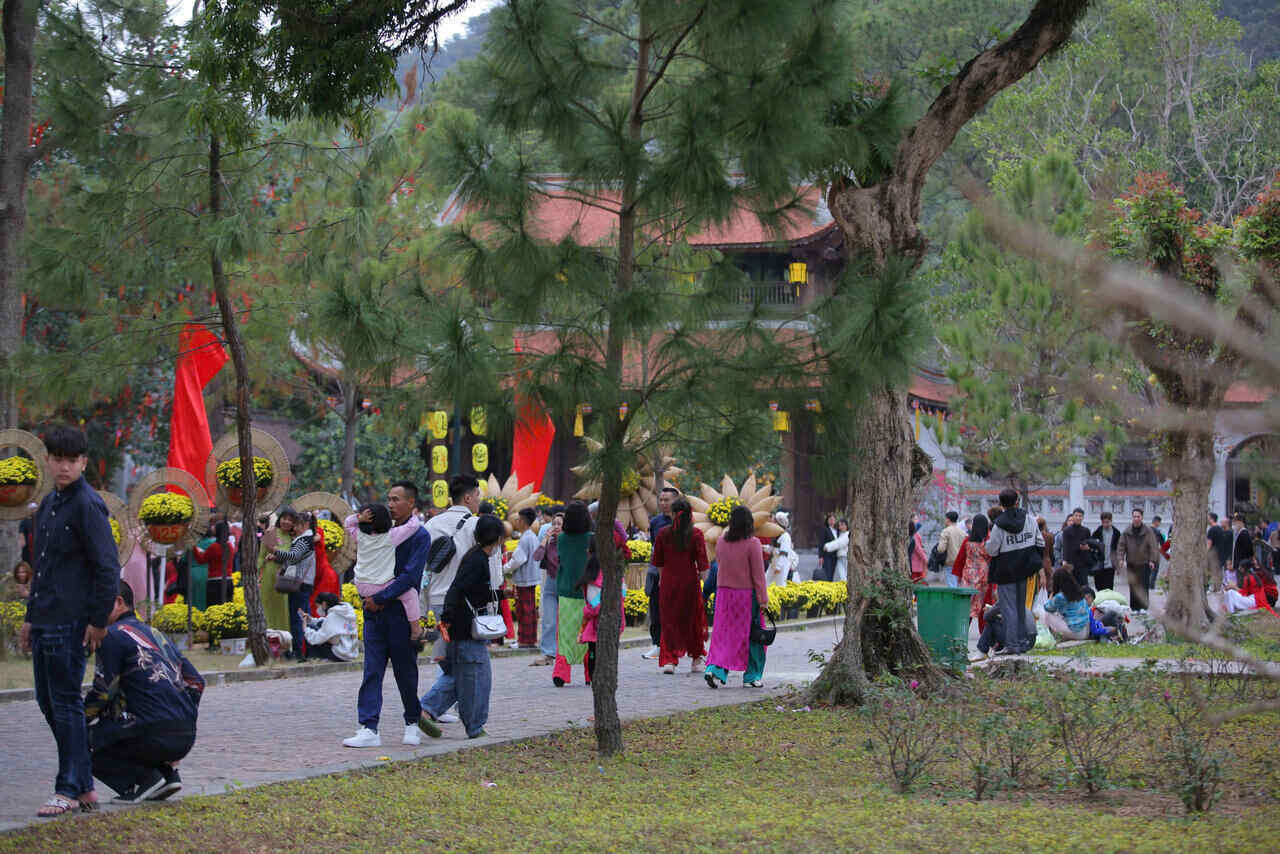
<box><xmin>301</xmin><ymin>591</ymin><xmax>361</xmax><ymax>661</ymax></box>
<box><xmin>85</xmin><ymin>582</ymin><xmax>203</xmax><ymax>803</ymax></box>
<box><xmin>1084</xmin><ymin>588</ymin><xmax>1128</xmax><ymax>643</ymax></box>
<box><xmin>1043</xmin><ymin>566</ymin><xmax>1091</xmax><ymax>641</ymax></box>
<box><xmin>1224</xmin><ymin>559</ymin><xmax>1279</xmax><ymax>616</ymax></box>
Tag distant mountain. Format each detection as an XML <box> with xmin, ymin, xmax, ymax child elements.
<box><xmin>1222</xmin><ymin>0</ymin><xmax>1279</xmax><ymax>60</ymax></box>
<box><xmin>390</xmin><ymin>7</ymin><xmax>495</xmax><ymax>101</ymax></box>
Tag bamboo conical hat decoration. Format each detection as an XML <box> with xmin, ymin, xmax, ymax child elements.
<box><xmin>0</xmin><ymin>428</ymin><xmax>52</xmax><ymax>521</ymax></box>
<box><xmin>292</xmin><ymin>491</ymin><xmax>357</xmax><ymax>574</ymax></box>
<box><xmin>571</xmin><ymin>436</ymin><xmax>681</xmax><ymax>531</ymax></box>
<box><xmin>205</xmin><ymin>427</ymin><xmax>292</xmax><ymax>520</ymax></box>
<box><xmin>98</xmin><ymin>490</ymin><xmax>137</xmax><ymax>566</ymax></box>
<box><xmin>482</xmin><ymin>473</ymin><xmax>541</xmax><ymax>537</ymax></box>
<box><xmin>128</xmin><ymin>467</ymin><xmax>212</xmax><ymax>551</ymax></box>
<box><xmin>690</xmin><ymin>474</ymin><xmax>784</xmax><ymax>558</ymax></box>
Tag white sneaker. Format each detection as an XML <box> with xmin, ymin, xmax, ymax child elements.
<box><xmin>437</xmin><ymin>712</ymin><xmax>459</xmax><ymax>724</ymax></box>
<box><xmin>402</xmin><ymin>724</ymin><xmax>421</xmax><ymax>746</ymax></box>
<box><xmin>690</xmin><ymin>657</ymin><xmax>706</xmax><ymax>673</ymax></box>
<box><xmin>662</xmin><ymin>663</ymin><xmax>675</xmax><ymax>674</ymax></box>
<box><xmin>343</xmin><ymin>726</ymin><xmax>380</xmax><ymax>748</ymax></box>
<box><xmin>641</xmin><ymin>645</ymin><xmax>660</xmax><ymax>660</ymax></box>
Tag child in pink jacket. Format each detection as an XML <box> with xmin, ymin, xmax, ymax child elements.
<box><xmin>578</xmin><ymin>550</ymin><xmax>626</xmax><ymax>685</ymax></box>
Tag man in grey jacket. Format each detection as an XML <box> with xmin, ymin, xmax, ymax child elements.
<box><xmin>272</xmin><ymin>507</ymin><xmax>316</xmax><ymax>662</ymax></box>
<box><xmin>1118</xmin><ymin>509</ymin><xmax>1161</xmax><ymax>612</ymax></box>
<box><xmin>983</xmin><ymin>488</ymin><xmax>1043</xmax><ymax>655</ymax></box>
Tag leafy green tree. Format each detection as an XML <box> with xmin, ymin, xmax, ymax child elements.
<box><xmin>292</xmin><ymin>411</ymin><xmax>432</xmax><ymax>503</ymax></box>
<box><xmin>937</xmin><ymin>155</ymin><xmax>1127</xmax><ymax>502</ymax></box>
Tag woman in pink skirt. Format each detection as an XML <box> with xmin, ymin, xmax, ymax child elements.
<box><xmin>704</xmin><ymin>505</ymin><xmax>769</xmax><ymax>688</ymax></box>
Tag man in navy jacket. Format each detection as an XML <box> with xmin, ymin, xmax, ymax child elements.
<box><xmin>344</xmin><ymin>480</ymin><xmax>431</xmax><ymax>749</ymax></box>
<box><xmin>20</xmin><ymin>425</ymin><xmax>119</xmax><ymax>817</ymax></box>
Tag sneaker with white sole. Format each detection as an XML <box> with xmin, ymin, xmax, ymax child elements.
<box><xmin>343</xmin><ymin>726</ymin><xmax>381</xmax><ymax>748</ymax></box>
<box><xmin>437</xmin><ymin>712</ymin><xmax>459</xmax><ymax>724</ymax></box>
<box><xmin>690</xmin><ymin>657</ymin><xmax>706</xmax><ymax>673</ymax></box>
<box><xmin>641</xmin><ymin>645</ymin><xmax>660</xmax><ymax>660</ymax></box>
<box><xmin>403</xmin><ymin>724</ymin><xmax>421</xmax><ymax>746</ymax></box>
<box><xmin>662</xmin><ymin>663</ymin><xmax>675</xmax><ymax>674</ymax></box>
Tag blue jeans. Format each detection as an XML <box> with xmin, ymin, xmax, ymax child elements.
<box><xmin>288</xmin><ymin>585</ymin><xmax>313</xmax><ymax>658</ymax></box>
<box><xmin>421</xmin><ymin>639</ymin><xmax>491</xmax><ymax>737</ymax></box>
<box><xmin>32</xmin><ymin>622</ymin><xmax>94</xmax><ymax>797</ymax></box>
<box><xmin>539</xmin><ymin>571</ymin><xmax>559</xmax><ymax>658</ymax></box>
<box><xmin>357</xmin><ymin>602</ymin><xmax>420</xmax><ymax>732</ymax></box>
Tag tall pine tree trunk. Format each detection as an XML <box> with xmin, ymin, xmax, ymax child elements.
<box><xmin>0</xmin><ymin>0</ymin><xmax>38</xmax><ymax>573</ymax></box>
<box><xmin>340</xmin><ymin>380</ymin><xmax>359</xmax><ymax>504</ymax></box>
<box><xmin>209</xmin><ymin>133</ymin><xmax>269</xmax><ymax>664</ymax></box>
<box><xmin>809</xmin><ymin>0</ymin><xmax>1092</xmax><ymax>703</ymax></box>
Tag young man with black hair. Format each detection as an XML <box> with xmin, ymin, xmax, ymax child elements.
<box><xmin>1207</xmin><ymin>512</ymin><xmax>1232</xmax><ymax>592</ymax></box>
<box><xmin>983</xmin><ymin>488</ymin><xmax>1043</xmax><ymax>655</ymax></box>
<box><xmin>1092</xmin><ymin>511</ymin><xmax>1121</xmax><ymax>593</ymax></box>
<box><xmin>85</xmin><ymin>582</ymin><xmax>203</xmax><ymax>803</ymax></box>
<box><xmin>344</xmin><ymin>480</ymin><xmax>432</xmax><ymax>748</ymax></box>
<box><xmin>21</xmin><ymin>425</ymin><xmax>120</xmax><ymax>817</ymax></box>
<box><xmin>643</xmin><ymin>486</ymin><xmax>679</xmax><ymax>660</ymax></box>
<box><xmin>1118</xmin><ymin>509</ymin><xmax>1161</xmax><ymax>612</ymax></box>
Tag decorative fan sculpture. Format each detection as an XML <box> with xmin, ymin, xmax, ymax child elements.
<box><xmin>689</xmin><ymin>474</ymin><xmax>784</xmax><ymax>558</ymax></box>
<box><xmin>0</xmin><ymin>428</ymin><xmax>51</xmax><ymax>520</ymax></box>
<box><xmin>205</xmin><ymin>428</ymin><xmax>292</xmax><ymax>519</ymax></box>
<box><xmin>98</xmin><ymin>490</ymin><xmax>137</xmax><ymax>566</ymax></box>
<box><xmin>291</xmin><ymin>491</ymin><xmax>357</xmax><ymax>574</ymax></box>
<box><xmin>482</xmin><ymin>473</ymin><xmax>542</xmax><ymax>537</ymax></box>
<box><xmin>129</xmin><ymin>467</ymin><xmax>212</xmax><ymax>551</ymax></box>
<box><xmin>571</xmin><ymin>437</ymin><xmax>681</xmax><ymax>531</ymax></box>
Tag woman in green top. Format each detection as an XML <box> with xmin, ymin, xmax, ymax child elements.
<box><xmin>552</xmin><ymin>502</ymin><xmax>592</xmax><ymax>687</ymax></box>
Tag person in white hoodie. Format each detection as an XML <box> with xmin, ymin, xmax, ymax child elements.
<box><xmin>822</xmin><ymin>519</ymin><xmax>849</xmax><ymax>583</ymax></box>
<box><xmin>301</xmin><ymin>592</ymin><xmax>360</xmax><ymax>661</ymax></box>
<box><xmin>765</xmin><ymin>512</ymin><xmax>797</xmax><ymax>587</ymax></box>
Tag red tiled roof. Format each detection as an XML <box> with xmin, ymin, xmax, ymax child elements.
<box><xmin>1225</xmin><ymin>382</ymin><xmax>1271</xmax><ymax>404</ymax></box>
<box><xmin>436</xmin><ymin>180</ymin><xmax>836</xmax><ymax>248</ymax></box>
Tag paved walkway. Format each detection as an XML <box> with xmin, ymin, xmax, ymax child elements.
<box><xmin>0</xmin><ymin>623</ymin><xmax>839</xmax><ymax>833</ymax></box>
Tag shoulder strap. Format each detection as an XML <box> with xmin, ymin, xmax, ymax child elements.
<box><xmin>455</xmin><ymin>511</ymin><xmax>472</xmax><ymax>532</ymax></box>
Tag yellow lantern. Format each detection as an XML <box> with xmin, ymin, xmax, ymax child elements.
<box><xmin>431</xmin><ymin>444</ymin><xmax>448</xmax><ymax>474</ymax></box>
<box><xmin>428</xmin><ymin>410</ymin><xmax>448</xmax><ymax>440</ymax></box>
<box><xmin>472</xmin><ymin>442</ymin><xmax>489</xmax><ymax>472</ymax></box>
<box><xmin>470</xmin><ymin>406</ymin><xmax>486</xmax><ymax>437</ymax></box>
<box><xmin>573</xmin><ymin>405</ymin><xmax>584</xmax><ymax>437</ymax></box>
<box><xmin>772</xmin><ymin>410</ymin><xmax>791</xmax><ymax>432</ymax></box>
<box><xmin>788</xmin><ymin>261</ymin><xmax>807</xmax><ymax>284</ymax></box>
<box><xmin>431</xmin><ymin>479</ymin><xmax>448</xmax><ymax>508</ymax></box>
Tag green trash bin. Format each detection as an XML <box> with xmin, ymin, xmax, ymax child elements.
<box><xmin>913</xmin><ymin>585</ymin><xmax>978</xmax><ymax>671</ymax></box>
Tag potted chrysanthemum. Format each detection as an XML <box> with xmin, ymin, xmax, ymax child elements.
<box><xmin>0</xmin><ymin>456</ymin><xmax>39</xmax><ymax>507</ymax></box>
<box><xmin>215</xmin><ymin>456</ymin><xmax>273</xmax><ymax>506</ymax></box>
<box><xmin>138</xmin><ymin>492</ymin><xmax>195</xmax><ymax>545</ymax></box>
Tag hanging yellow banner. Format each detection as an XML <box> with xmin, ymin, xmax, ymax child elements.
<box><xmin>428</xmin><ymin>410</ymin><xmax>449</xmax><ymax>440</ymax></box>
<box><xmin>431</xmin><ymin>444</ymin><xmax>448</xmax><ymax>474</ymax></box>
<box><xmin>472</xmin><ymin>442</ymin><xmax>489</xmax><ymax>472</ymax></box>
<box><xmin>573</xmin><ymin>406</ymin><xmax>584</xmax><ymax>437</ymax></box>
<box><xmin>772</xmin><ymin>410</ymin><xmax>790</xmax><ymax>432</ymax></box>
<box><xmin>470</xmin><ymin>406</ymin><xmax>486</xmax><ymax>437</ymax></box>
<box><xmin>431</xmin><ymin>479</ymin><xmax>448</xmax><ymax>508</ymax></box>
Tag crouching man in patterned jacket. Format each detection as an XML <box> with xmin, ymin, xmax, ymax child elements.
<box><xmin>85</xmin><ymin>582</ymin><xmax>204</xmax><ymax>803</ymax></box>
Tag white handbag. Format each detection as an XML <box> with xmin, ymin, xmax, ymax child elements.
<box><xmin>469</xmin><ymin>590</ymin><xmax>507</xmax><ymax>640</ymax></box>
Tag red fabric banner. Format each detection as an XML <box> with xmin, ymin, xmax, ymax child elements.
<box><xmin>510</xmin><ymin>337</ymin><xmax>555</xmax><ymax>491</ymax></box>
<box><xmin>167</xmin><ymin>323</ymin><xmax>228</xmax><ymax>500</ymax></box>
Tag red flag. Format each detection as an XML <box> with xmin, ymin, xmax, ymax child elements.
<box><xmin>167</xmin><ymin>323</ymin><xmax>228</xmax><ymax>500</ymax></box>
<box><xmin>510</xmin><ymin>337</ymin><xmax>555</xmax><ymax>490</ymax></box>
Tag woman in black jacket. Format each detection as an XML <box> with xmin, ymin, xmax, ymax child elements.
<box><xmin>420</xmin><ymin>514</ymin><xmax>505</xmax><ymax>740</ymax></box>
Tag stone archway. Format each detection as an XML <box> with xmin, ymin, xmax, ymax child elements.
<box><xmin>1226</xmin><ymin>434</ymin><xmax>1280</xmax><ymax>518</ymax></box>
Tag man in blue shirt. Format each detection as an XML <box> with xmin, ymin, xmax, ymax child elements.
<box><xmin>20</xmin><ymin>425</ymin><xmax>119</xmax><ymax>817</ymax></box>
<box><xmin>344</xmin><ymin>480</ymin><xmax>431</xmax><ymax>749</ymax></box>
<box><xmin>85</xmin><ymin>581</ymin><xmax>203</xmax><ymax>803</ymax></box>
<box><xmin>642</xmin><ymin>486</ymin><xmax>678</xmax><ymax>660</ymax></box>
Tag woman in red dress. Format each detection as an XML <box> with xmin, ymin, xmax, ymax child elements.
<box><xmin>652</xmin><ymin>497</ymin><xmax>709</xmax><ymax>674</ymax></box>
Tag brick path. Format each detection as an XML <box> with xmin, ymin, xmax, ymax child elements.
<box><xmin>0</xmin><ymin>622</ymin><xmax>840</xmax><ymax>832</ymax></box>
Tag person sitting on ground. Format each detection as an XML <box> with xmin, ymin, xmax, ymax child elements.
<box><xmin>301</xmin><ymin>591</ymin><xmax>361</xmax><ymax>661</ymax></box>
<box><xmin>1084</xmin><ymin>588</ymin><xmax>1127</xmax><ymax>643</ymax></box>
<box><xmin>1224</xmin><ymin>559</ymin><xmax>1279</xmax><ymax>615</ymax></box>
<box><xmin>1042</xmin><ymin>567</ymin><xmax>1091</xmax><ymax>641</ymax></box>
<box><xmin>345</xmin><ymin>503</ymin><xmax>425</xmax><ymax>642</ymax></box>
<box><xmin>84</xmin><ymin>582</ymin><xmax>203</xmax><ymax>803</ymax></box>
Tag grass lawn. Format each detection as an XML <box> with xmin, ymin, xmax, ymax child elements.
<box><xmin>3</xmin><ymin>683</ymin><xmax>1278</xmax><ymax>854</ymax></box>
<box><xmin>1030</xmin><ymin>611</ymin><xmax>1280</xmax><ymax>662</ymax></box>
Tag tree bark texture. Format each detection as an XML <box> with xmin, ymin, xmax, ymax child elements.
<box><xmin>208</xmin><ymin>133</ymin><xmax>269</xmax><ymax>665</ymax></box>
<box><xmin>1161</xmin><ymin>432</ymin><xmax>1214</xmax><ymax>632</ymax></box>
<box><xmin>341</xmin><ymin>379</ymin><xmax>359</xmax><ymax>504</ymax></box>
<box><xmin>812</xmin><ymin>0</ymin><xmax>1093</xmax><ymax>704</ymax></box>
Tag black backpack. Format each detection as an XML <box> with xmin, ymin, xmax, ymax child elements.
<box><xmin>425</xmin><ymin>512</ymin><xmax>471</xmax><ymax>578</ymax></box>
<box><xmin>927</xmin><ymin>542</ymin><xmax>946</xmax><ymax>575</ymax></box>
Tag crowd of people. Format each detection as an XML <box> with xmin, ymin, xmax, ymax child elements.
<box><xmin>14</xmin><ymin>421</ymin><xmax>1280</xmax><ymax>818</ymax></box>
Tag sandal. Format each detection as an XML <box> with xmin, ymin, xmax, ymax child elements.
<box><xmin>37</xmin><ymin>795</ymin><xmax>79</xmax><ymax>818</ymax></box>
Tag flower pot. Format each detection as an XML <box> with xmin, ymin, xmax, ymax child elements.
<box><xmin>219</xmin><ymin>637</ymin><xmax>247</xmax><ymax>655</ymax></box>
<box><xmin>806</xmin><ymin>606</ymin><xmax>822</xmax><ymax>619</ymax></box>
<box><xmin>784</xmin><ymin>606</ymin><xmax>800</xmax><ymax>621</ymax></box>
<box><xmin>147</xmin><ymin>522</ymin><xmax>190</xmax><ymax>545</ymax></box>
<box><xmin>225</xmin><ymin>484</ymin><xmax>270</xmax><ymax>507</ymax></box>
<box><xmin>161</xmin><ymin>631</ymin><xmax>189</xmax><ymax>650</ymax></box>
<box><xmin>0</xmin><ymin>483</ymin><xmax>33</xmax><ymax>507</ymax></box>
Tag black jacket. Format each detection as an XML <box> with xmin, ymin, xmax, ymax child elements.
<box><xmin>443</xmin><ymin>547</ymin><xmax>496</xmax><ymax>641</ymax></box>
<box><xmin>27</xmin><ymin>476</ymin><xmax>120</xmax><ymax>628</ymax></box>
<box><xmin>1092</xmin><ymin>525</ymin><xmax>1121</xmax><ymax>568</ymax></box>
